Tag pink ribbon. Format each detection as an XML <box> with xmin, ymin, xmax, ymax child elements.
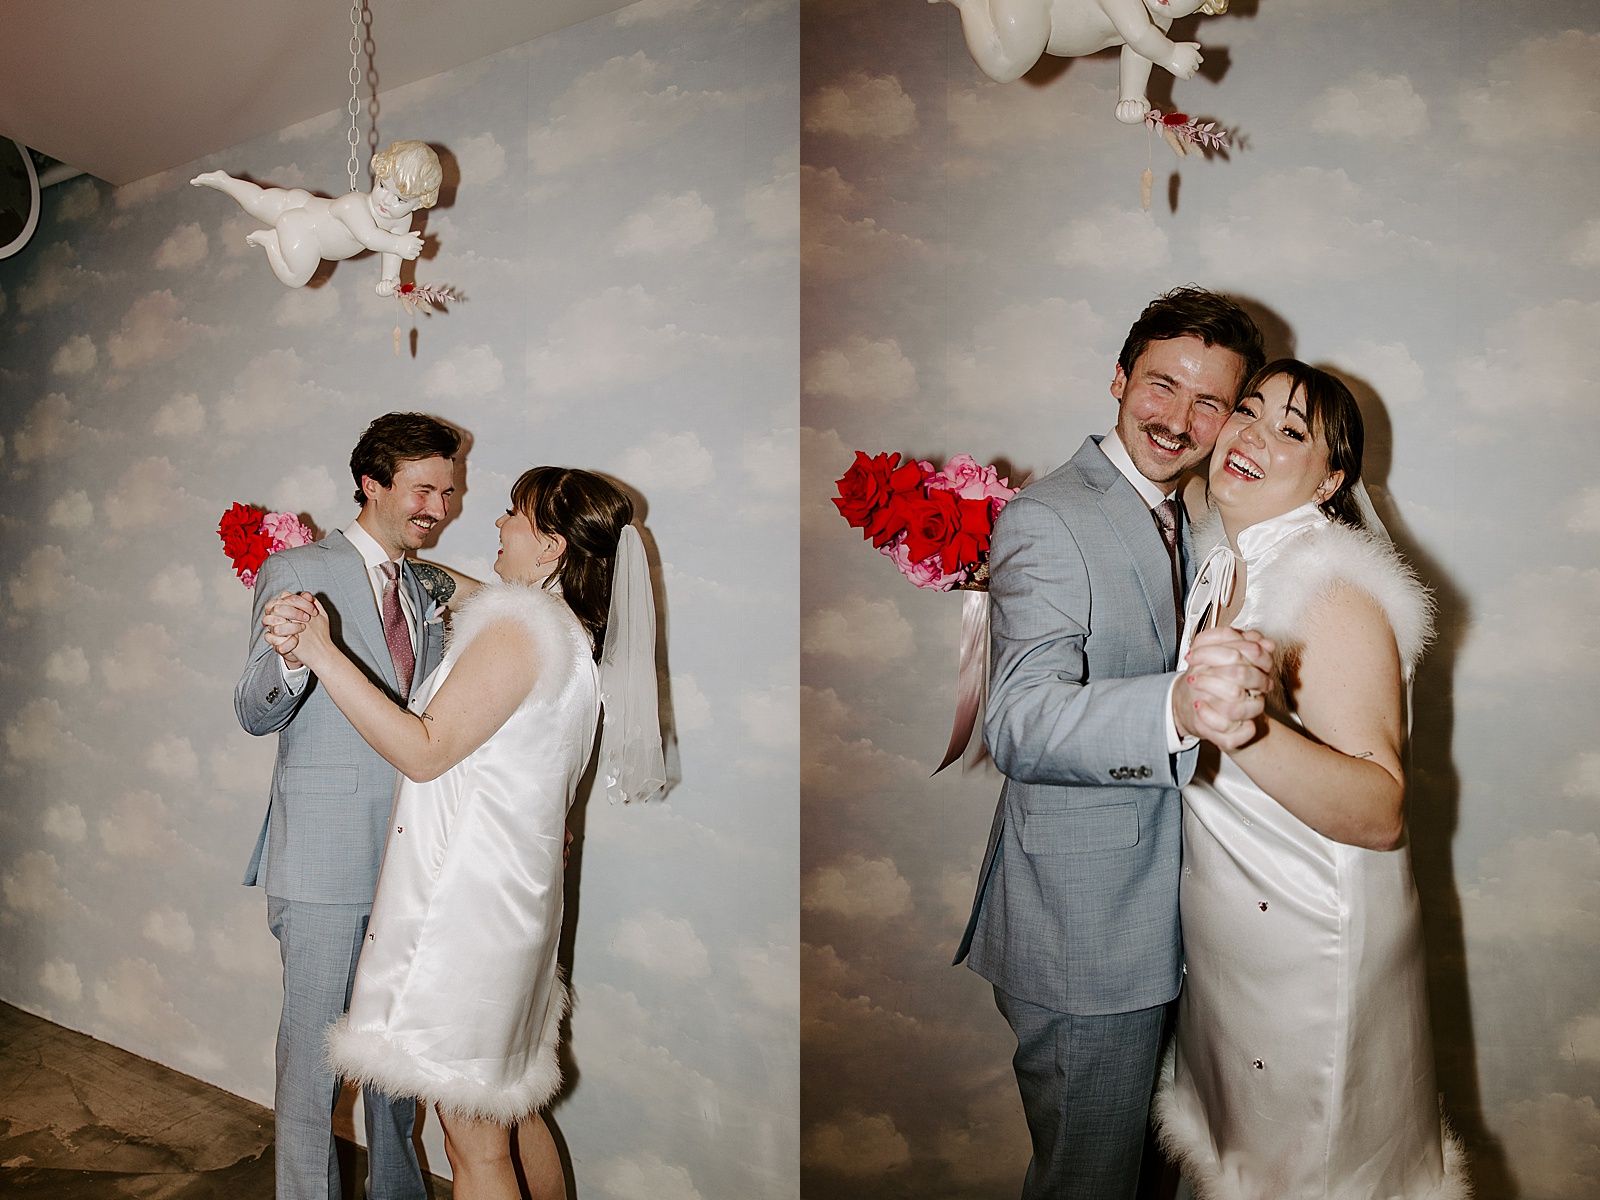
<box><xmin>934</xmin><ymin>590</ymin><xmax>990</xmax><ymax>774</ymax></box>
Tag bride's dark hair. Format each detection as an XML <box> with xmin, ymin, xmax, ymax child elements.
<box><xmin>510</xmin><ymin>467</ymin><xmax>634</xmax><ymax>658</ymax></box>
<box><xmin>1239</xmin><ymin>359</ymin><xmax>1365</xmax><ymax>528</ymax></box>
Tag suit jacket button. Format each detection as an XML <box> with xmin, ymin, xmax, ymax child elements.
<box><xmin>1139</xmin><ymin>766</ymin><xmax>1151</xmax><ymax>779</ymax></box>
<box><xmin>266</xmin><ymin>687</ymin><xmax>280</xmax><ymax>704</ymax></box>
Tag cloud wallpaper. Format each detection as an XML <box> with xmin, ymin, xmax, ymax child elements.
<box><xmin>5</xmin><ymin>0</ymin><xmax>1600</xmax><ymax>1195</ymax></box>
<box><xmin>0</xmin><ymin>0</ymin><xmax>797</xmax><ymax>1195</ymax></box>
<box><xmin>802</xmin><ymin>0</ymin><xmax>1600</xmax><ymax>1196</ymax></box>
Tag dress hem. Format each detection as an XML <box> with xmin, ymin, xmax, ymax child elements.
<box><xmin>1153</xmin><ymin>1067</ymin><xmax>1473</xmax><ymax>1200</ymax></box>
<box><xmin>325</xmin><ymin>976</ymin><xmax>568</xmax><ymax>1124</ymax></box>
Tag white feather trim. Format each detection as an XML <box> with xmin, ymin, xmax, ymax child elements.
<box><xmin>444</xmin><ymin>582</ymin><xmax>591</xmax><ymax>707</ymax></box>
<box><xmin>325</xmin><ymin>974</ymin><xmax>569</xmax><ymax>1123</ymax></box>
<box><xmin>1154</xmin><ymin>1061</ymin><xmax>1473</xmax><ymax>1199</ymax></box>
<box><xmin>1190</xmin><ymin>508</ymin><xmax>1434</xmax><ymax>676</ymax></box>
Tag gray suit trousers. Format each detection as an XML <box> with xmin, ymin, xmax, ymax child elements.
<box><xmin>994</xmin><ymin>987</ymin><xmax>1168</xmax><ymax>1200</ymax></box>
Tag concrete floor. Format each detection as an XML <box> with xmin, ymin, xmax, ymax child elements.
<box><xmin>0</xmin><ymin>1002</ymin><xmax>451</xmax><ymax>1199</ymax></box>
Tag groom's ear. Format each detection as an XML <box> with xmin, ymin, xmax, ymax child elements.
<box><xmin>360</xmin><ymin>475</ymin><xmax>386</xmax><ymax>504</ymax></box>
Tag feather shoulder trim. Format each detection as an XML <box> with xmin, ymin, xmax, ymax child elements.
<box><xmin>444</xmin><ymin>582</ymin><xmax>591</xmax><ymax>705</ymax></box>
<box><xmin>1190</xmin><ymin>507</ymin><xmax>1434</xmax><ymax>674</ymax></box>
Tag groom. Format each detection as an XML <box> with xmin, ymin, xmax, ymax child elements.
<box><xmin>955</xmin><ymin>288</ymin><xmax>1273</xmax><ymax>1199</ymax></box>
<box><xmin>235</xmin><ymin>412</ymin><xmax>460</xmax><ymax>1200</ymax></box>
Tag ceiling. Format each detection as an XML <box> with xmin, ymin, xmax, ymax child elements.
<box><xmin>0</xmin><ymin>0</ymin><xmax>632</xmax><ymax>187</ymax></box>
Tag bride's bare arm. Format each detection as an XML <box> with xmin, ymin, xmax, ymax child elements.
<box><xmin>1200</xmin><ymin>585</ymin><xmax>1407</xmax><ymax>850</ymax></box>
<box><xmin>279</xmin><ymin>595</ymin><xmax>536</xmax><ymax>782</ymax></box>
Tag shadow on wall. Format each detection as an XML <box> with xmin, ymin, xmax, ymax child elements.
<box><xmin>1329</xmin><ymin>369</ymin><xmax>1515</xmax><ymax>1199</ymax></box>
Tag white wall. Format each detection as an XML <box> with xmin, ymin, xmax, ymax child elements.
<box><xmin>802</xmin><ymin>2</ymin><xmax>1600</xmax><ymax>1196</ymax></box>
<box><xmin>0</xmin><ymin>0</ymin><xmax>798</xmax><ymax>1195</ymax></box>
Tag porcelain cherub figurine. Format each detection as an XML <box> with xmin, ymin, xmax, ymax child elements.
<box><xmin>935</xmin><ymin>0</ymin><xmax>1227</xmax><ymax>123</ymax></box>
<box><xmin>191</xmin><ymin>140</ymin><xmax>442</xmax><ymax>294</ymax></box>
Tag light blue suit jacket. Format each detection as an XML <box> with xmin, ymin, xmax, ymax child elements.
<box><xmin>235</xmin><ymin>531</ymin><xmax>445</xmax><ymax>905</ymax></box>
<box><xmin>956</xmin><ymin>436</ymin><xmax>1198</xmax><ymax>1015</ymax></box>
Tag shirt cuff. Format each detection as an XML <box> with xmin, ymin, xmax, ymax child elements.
<box><xmin>280</xmin><ymin>657</ymin><xmax>310</xmax><ymax>695</ymax></box>
<box><xmin>1166</xmin><ymin>675</ymin><xmax>1198</xmax><ymax>755</ymax></box>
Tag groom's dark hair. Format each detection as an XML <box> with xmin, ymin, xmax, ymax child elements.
<box><xmin>1118</xmin><ymin>286</ymin><xmax>1266</xmax><ymax>386</ymax></box>
<box><xmin>350</xmin><ymin>412</ymin><xmax>462</xmax><ymax>505</ymax></box>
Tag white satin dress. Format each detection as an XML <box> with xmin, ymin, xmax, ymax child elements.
<box><xmin>327</xmin><ymin>583</ymin><xmax>599</xmax><ymax>1123</ymax></box>
<box><xmin>1155</xmin><ymin>504</ymin><xmax>1466</xmax><ymax>1200</ymax></box>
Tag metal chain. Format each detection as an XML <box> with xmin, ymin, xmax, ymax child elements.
<box><xmin>346</xmin><ymin>3</ymin><xmax>362</xmax><ymax>192</ymax></box>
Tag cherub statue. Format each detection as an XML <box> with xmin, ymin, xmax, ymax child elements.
<box><xmin>191</xmin><ymin>140</ymin><xmax>442</xmax><ymax>294</ymax></box>
<box><xmin>934</xmin><ymin>0</ymin><xmax>1227</xmax><ymax>123</ymax></box>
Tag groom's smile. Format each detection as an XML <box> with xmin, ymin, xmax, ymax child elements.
<box><xmin>1110</xmin><ymin>334</ymin><xmax>1247</xmax><ymax>487</ymax></box>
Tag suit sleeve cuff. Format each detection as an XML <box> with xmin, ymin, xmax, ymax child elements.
<box><xmin>280</xmin><ymin>657</ymin><xmax>310</xmax><ymax>695</ymax></box>
<box><xmin>1166</xmin><ymin>675</ymin><xmax>1198</xmax><ymax>755</ymax></box>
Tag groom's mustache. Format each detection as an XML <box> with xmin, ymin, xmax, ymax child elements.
<box><xmin>1139</xmin><ymin>422</ymin><xmax>1197</xmax><ymax>451</ymax></box>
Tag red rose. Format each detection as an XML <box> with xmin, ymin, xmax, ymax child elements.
<box><xmin>899</xmin><ymin>488</ymin><xmax>961</xmax><ymax>566</ymax></box>
<box><xmin>834</xmin><ymin>452</ymin><xmax>929</xmax><ymax>547</ymax></box>
<box><xmin>940</xmin><ymin>495</ymin><xmax>993</xmax><ymax>571</ymax></box>
<box><xmin>218</xmin><ymin>503</ymin><xmax>271</xmax><ymax>577</ymax></box>
<box><xmin>1163</xmin><ymin>112</ymin><xmax>1189</xmax><ymax>126</ymax></box>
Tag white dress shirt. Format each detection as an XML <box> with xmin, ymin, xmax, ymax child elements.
<box><xmin>281</xmin><ymin>519</ymin><xmax>417</xmax><ymax>692</ymax></box>
<box><xmin>1101</xmin><ymin>428</ymin><xmax>1195</xmax><ymax>755</ymax></box>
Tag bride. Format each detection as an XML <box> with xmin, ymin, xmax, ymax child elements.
<box><xmin>268</xmin><ymin>466</ymin><xmax>664</xmax><ymax>1200</ymax></box>
<box><xmin>1156</xmin><ymin>361</ymin><xmax>1468</xmax><ymax>1198</ymax></box>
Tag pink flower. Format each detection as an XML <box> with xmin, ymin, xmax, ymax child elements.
<box><xmin>881</xmin><ymin>535</ymin><xmax>965</xmax><ymax>591</ymax></box>
<box><xmin>238</xmin><ymin>568</ymin><xmax>257</xmax><ymax>590</ymax></box>
<box><xmin>926</xmin><ymin>454</ymin><xmax>1018</xmax><ymax>513</ymax></box>
<box><xmin>260</xmin><ymin>511</ymin><xmax>315</xmax><ymax>552</ymax></box>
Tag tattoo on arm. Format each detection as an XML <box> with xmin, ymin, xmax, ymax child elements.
<box><xmin>1352</xmin><ymin>750</ymin><xmax>1373</xmax><ymax>759</ymax></box>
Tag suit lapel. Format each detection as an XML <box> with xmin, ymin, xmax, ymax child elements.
<box><xmin>320</xmin><ymin>531</ymin><xmax>399</xmax><ymax>691</ymax></box>
<box><xmin>1079</xmin><ymin>439</ymin><xmax>1180</xmax><ymax>664</ymax></box>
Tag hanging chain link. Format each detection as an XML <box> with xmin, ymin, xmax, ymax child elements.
<box><xmin>346</xmin><ymin>3</ymin><xmax>363</xmax><ymax>192</ymax></box>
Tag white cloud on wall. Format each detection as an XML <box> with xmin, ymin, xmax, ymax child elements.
<box><xmin>13</xmin><ymin>394</ymin><xmax>87</xmax><ymax>462</ymax></box>
<box><xmin>1575</xmin><ymin>219</ymin><xmax>1600</xmax><ymax>268</ymax></box>
<box><xmin>97</xmin><ymin>789</ymin><xmax>186</xmax><ymax>859</ymax></box>
<box><xmin>1198</xmin><ymin>167</ymin><xmax>1418</xmax><ymax>285</ymax></box>
<box><xmin>1461</xmin><ymin>830</ymin><xmax>1600</xmax><ymax>945</ymax></box>
<box><xmin>947</xmin><ymin>77</ymin><xmax>1097</xmax><ymax>148</ymax></box>
<box><xmin>56</xmin><ymin>180</ymin><xmax>100</xmax><ymax>222</ymax></box>
<box><xmin>528</xmin><ymin>286</ymin><xmax>697</xmax><ymax>396</ymax></box>
<box><xmin>273</xmin><ymin>282</ymin><xmax>341</xmax><ymax>327</ymax></box>
<box><xmin>1457</xmin><ymin>300</ymin><xmax>1600</xmax><ymax>414</ymax></box>
<box><xmin>528</xmin><ymin>52</ymin><xmax>711</xmax><ymax>174</ymax></box>
<box><xmin>105</xmin><ymin>456</ymin><xmax>190</xmax><ymax>530</ymax></box>
<box><xmin>424</xmin><ymin>343</ymin><xmax>505</xmax><ymax>399</ymax></box>
<box><xmin>611</xmin><ymin>910</ymin><xmax>712</xmax><ymax>978</ymax></box>
<box><xmin>106</xmin><ymin>291</ymin><xmax>202</xmax><ymax>369</ymax></box>
<box><xmin>146</xmin><ymin>734</ymin><xmax>200</xmax><ymax>781</ymax></box>
<box><xmin>152</xmin><ymin>393</ymin><xmax>205</xmax><ymax>437</ymax></box>
<box><xmin>101</xmin><ymin>623</ymin><xmax>191</xmax><ymax>693</ymax></box>
<box><xmin>44</xmin><ymin>646</ymin><xmax>90</xmax><ymax>686</ymax></box>
<box><xmin>802</xmin><ymin>854</ymin><xmax>914</xmax><ymax>920</ymax></box>
<box><xmin>803</xmin><ymin>596</ymin><xmax>914</xmax><ymax>663</ymax></box>
<box><xmin>740</xmin><ymin>427</ymin><xmax>799</xmax><ymax>497</ymax></box>
<box><xmin>1326</xmin><ymin>339</ymin><xmax>1427</xmax><ymax>409</ymax></box>
<box><xmin>614</xmin><ymin>0</ymin><xmax>702</xmax><ymax>25</ymax></box>
<box><xmin>50</xmin><ymin>334</ymin><xmax>97</xmax><ymax>376</ymax></box>
<box><xmin>615</xmin><ymin>192</ymin><xmax>717</xmax><ymax>256</ymax></box>
<box><xmin>4</xmin><ymin>698</ymin><xmax>83</xmax><ymax>764</ymax></box>
<box><xmin>944</xmin><ymin>297</ymin><xmax>1109</xmax><ymax>413</ymax></box>
<box><xmin>613</xmin><ymin>431</ymin><xmax>714</xmax><ymax>492</ymax></box>
<box><xmin>42</xmin><ymin>803</ymin><xmax>86</xmax><ymax>843</ymax></box>
<box><xmin>1568</xmin><ymin>489</ymin><xmax>1600</xmax><ymax>535</ymax></box>
<box><xmin>596</xmin><ymin>1154</ymin><xmax>705</xmax><ymax>1200</ymax></box>
<box><xmin>1461</xmin><ymin>567</ymin><xmax>1600</xmax><ymax>681</ymax></box>
<box><xmin>454</xmin><ymin>132</ymin><xmax>506</xmax><ymax>184</ymax></box>
<box><xmin>10</xmin><ymin>546</ymin><xmax>74</xmax><ymax>610</ymax></box>
<box><xmin>671</xmin><ymin>673</ymin><xmax>713</xmax><ymax>731</ymax></box>
<box><xmin>804</xmin><ymin>336</ymin><xmax>916</xmax><ymax>403</ymax></box>
<box><xmin>141</xmin><ymin>907</ymin><xmax>196</xmax><ymax>953</ymax></box>
<box><xmin>46</xmin><ymin>490</ymin><xmax>93</xmax><ymax>529</ymax></box>
<box><xmin>1460</xmin><ymin>30</ymin><xmax>1600</xmax><ymax>146</ymax></box>
<box><xmin>804</xmin><ymin>74</ymin><xmax>917</xmax><ymax>139</ymax></box>
<box><xmin>3</xmin><ymin>850</ymin><xmax>74</xmax><ymax>916</ymax></box>
<box><xmin>19</xmin><ymin>243</ymin><xmax>95</xmax><ymax>314</ymax></box>
<box><xmin>271</xmin><ymin>465</ymin><xmax>339</xmax><ymax>518</ymax></box>
<box><xmin>216</xmin><ymin>349</ymin><xmax>339</xmax><ymax>435</ymax></box>
<box><xmin>803</xmin><ymin>1110</ymin><xmax>911</xmax><ymax>1174</ymax></box>
<box><xmin>149</xmin><ymin>566</ymin><xmax>203</xmax><ymax>608</ymax></box>
<box><xmin>740</xmin><ymin>683</ymin><xmax>799</xmax><ymax>750</ymax></box>
<box><xmin>746</xmin><ymin>159</ymin><xmax>799</xmax><ymax>241</ymax></box>
<box><xmin>1312</xmin><ymin>72</ymin><xmax>1429</xmax><ymax>139</ymax></box>
<box><xmin>154</xmin><ymin>222</ymin><xmax>209</xmax><ymax>269</ymax></box>
<box><xmin>39</xmin><ymin>959</ymin><xmax>83</xmax><ymax>1004</ymax></box>
<box><xmin>1052</xmin><ymin>208</ymin><xmax>1171</xmax><ymax>273</ymax></box>
<box><xmin>802</xmin><ymin>166</ymin><xmax>924</xmax><ymax>283</ymax></box>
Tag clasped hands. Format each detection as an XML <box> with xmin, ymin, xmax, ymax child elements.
<box><xmin>262</xmin><ymin>591</ymin><xmax>333</xmax><ymax>672</ymax></box>
<box><xmin>1172</xmin><ymin>627</ymin><xmax>1276</xmax><ymax>751</ymax></box>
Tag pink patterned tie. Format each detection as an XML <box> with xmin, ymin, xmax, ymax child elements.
<box><xmin>1153</xmin><ymin>498</ymin><xmax>1184</xmax><ymax>641</ymax></box>
<box><xmin>378</xmin><ymin>561</ymin><xmax>415</xmax><ymax>701</ymax></box>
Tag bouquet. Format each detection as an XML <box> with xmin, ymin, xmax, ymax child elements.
<box><xmin>833</xmin><ymin>451</ymin><xmax>1019</xmax><ymax>773</ymax></box>
<box><xmin>832</xmin><ymin>452</ymin><xmax>1017</xmax><ymax>591</ymax></box>
<box><xmin>218</xmin><ymin>504</ymin><xmax>316</xmax><ymax>588</ymax></box>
